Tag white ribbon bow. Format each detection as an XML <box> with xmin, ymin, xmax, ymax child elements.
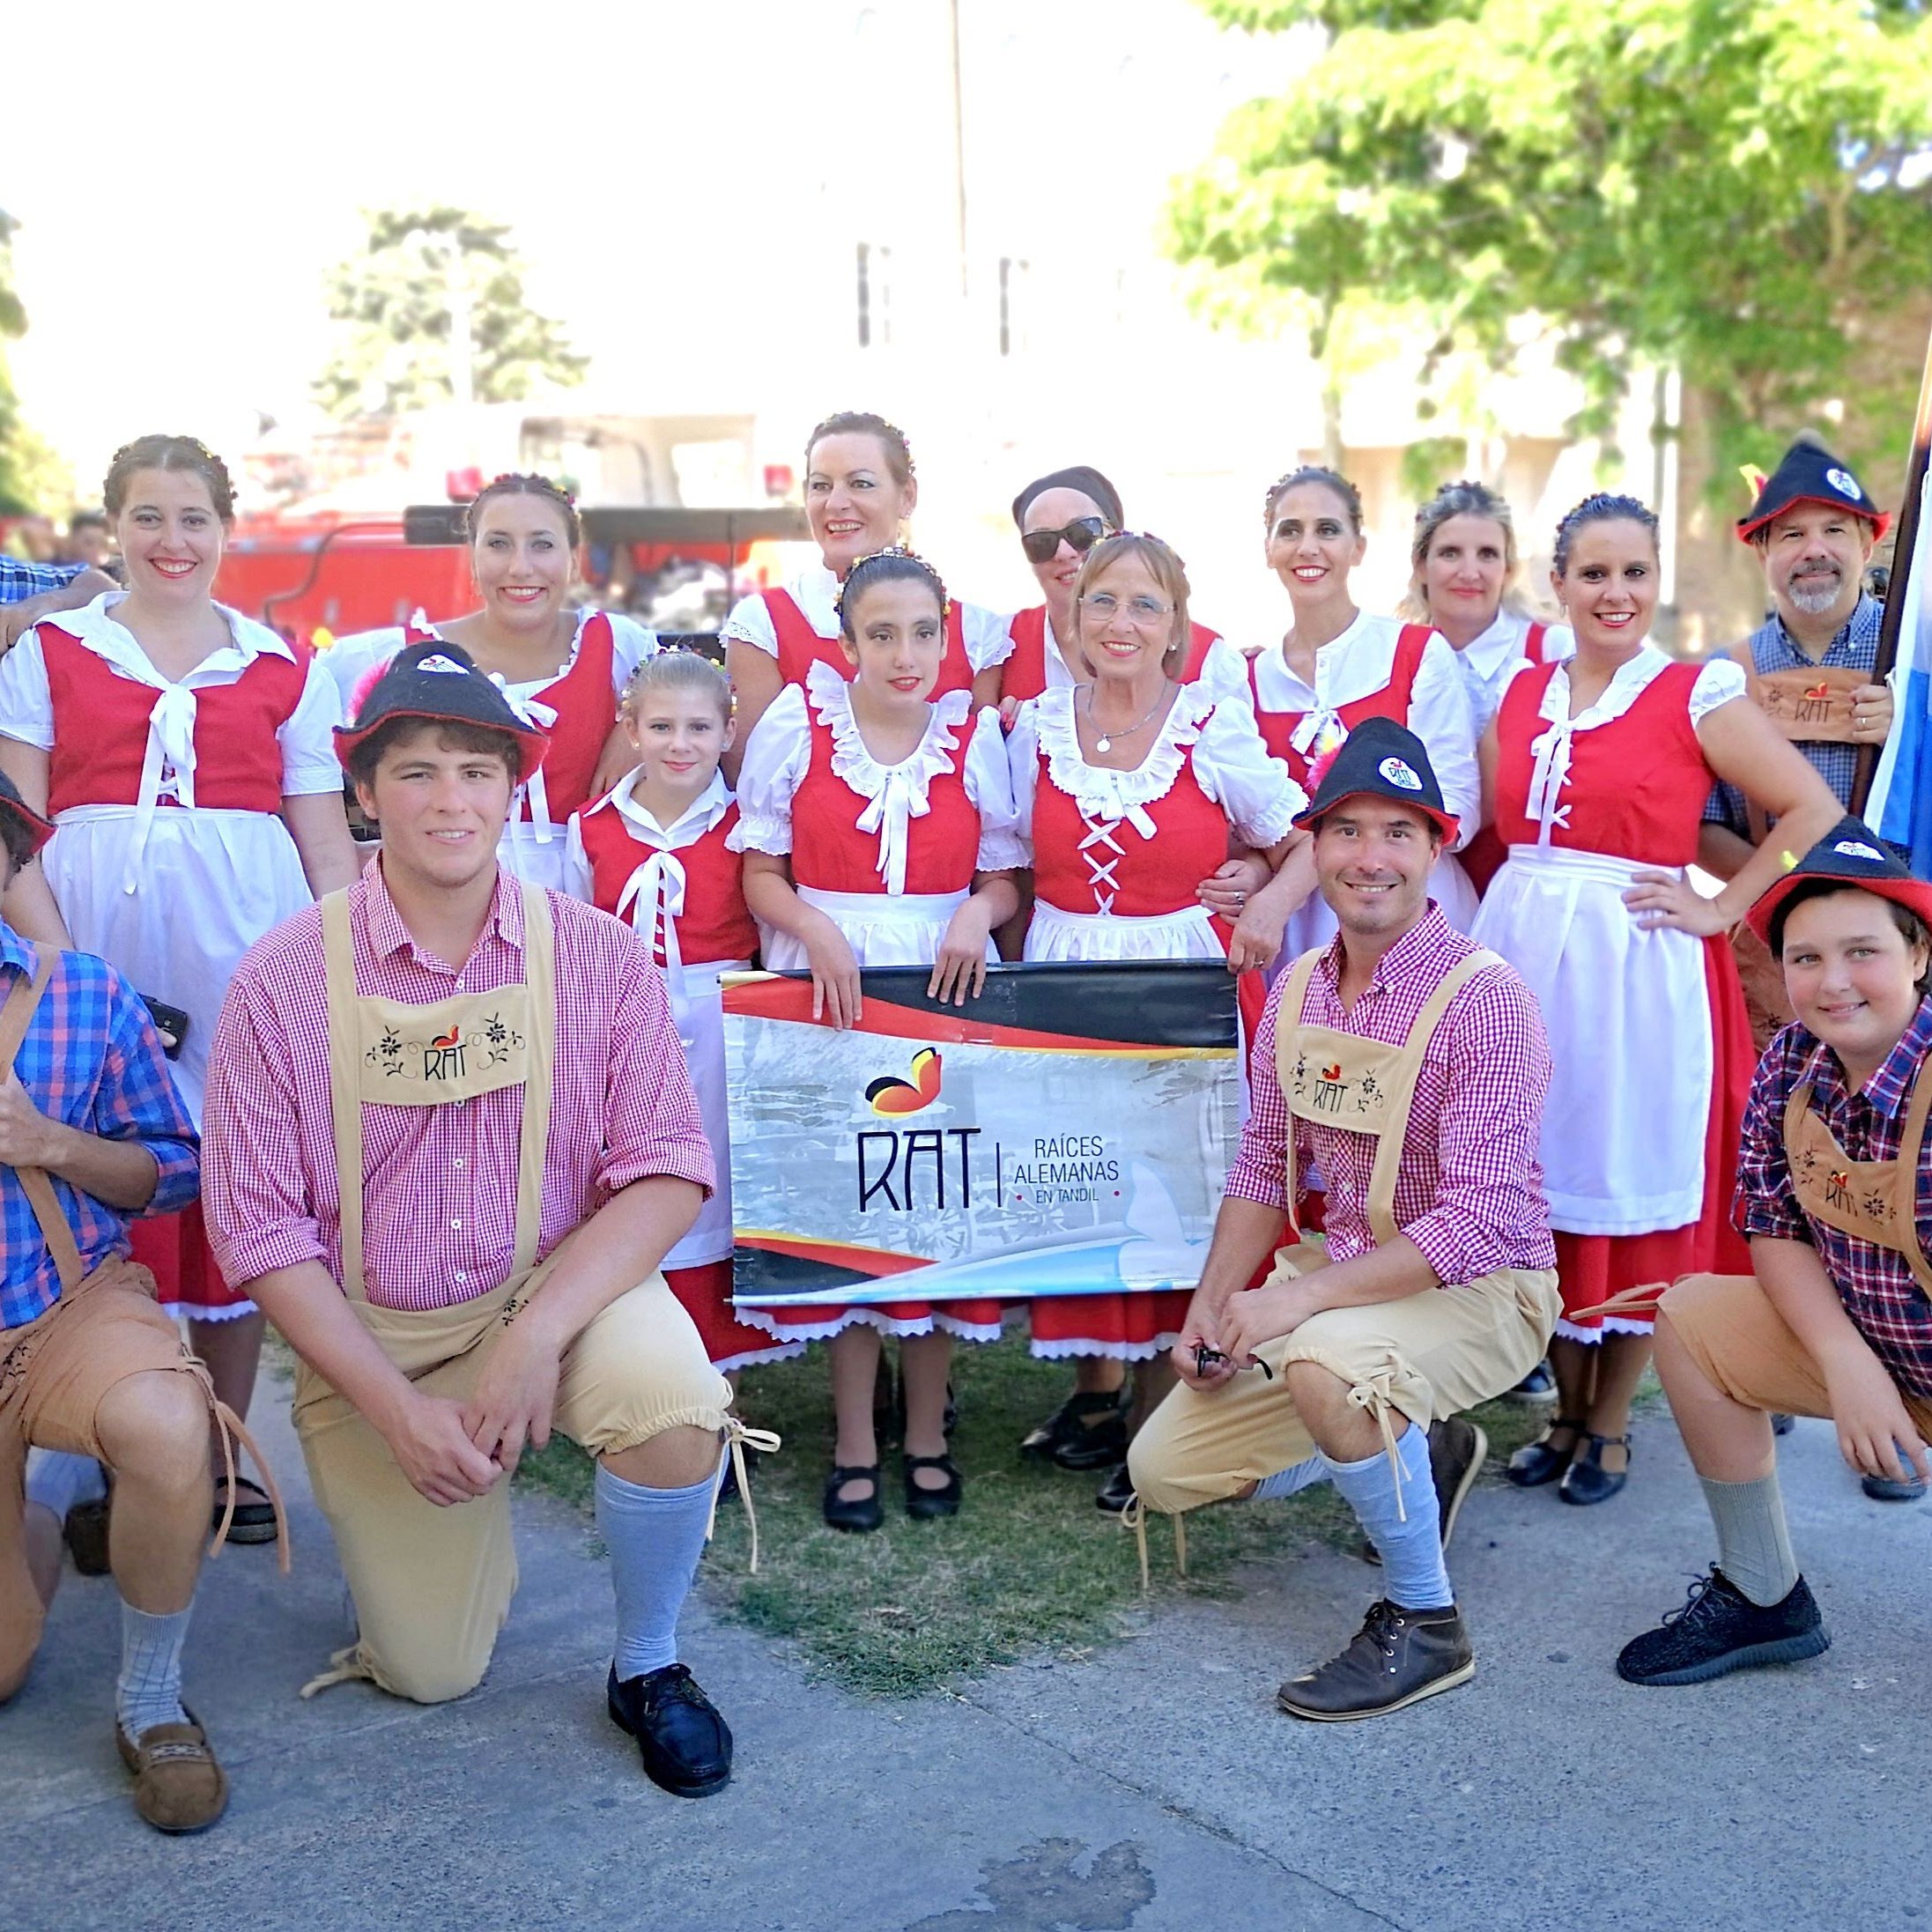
<box><xmin>616</xmin><ymin>848</ymin><xmax>692</xmax><ymax>1037</ymax></box>
<box><xmin>493</xmin><ymin>684</ymin><xmax>560</xmax><ymax>843</ymax></box>
<box><xmin>1523</xmin><ymin>718</ymin><xmax>1575</xmax><ymax>848</ymax></box>
<box><xmin>855</xmin><ymin>766</ymin><xmax>934</xmax><ymax>897</ymax></box>
<box><xmin>124</xmin><ymin>684</ymin><xmax>201</xmax><ymax>892</ymax></box>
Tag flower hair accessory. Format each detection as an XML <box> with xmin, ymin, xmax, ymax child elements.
<box><xmin>834</xmin><ymin>545</ymin><xmax>951</xmax><ymax>624</ymax></box>
<box><xmin>485</xmin><ymin>470</ymin><xmax>576</xmax><ymax>506</ymax></box>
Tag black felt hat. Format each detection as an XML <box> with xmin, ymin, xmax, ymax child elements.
<box><xmin>334</xmin><ymin>640</ymin><xmax>550</xmax><ymax>773</ymax></box>
<box><xmin>1737</xmin><ymin>436</ymin><xmax>1891</xmax><ymax>543</ymax></box>
<box><xmin>1746</xmin><ymin>816</ymin><xmax>1932</xmax><ymax>944</ymax></box>
<box><xmin>1291</xmin><ymin>715</ymin><xmax>1459</xmax><ymax>840</ymax></box>
<box><xmin>0</xmin><ymin>770</ymin><xmax>54</xmax><ymax>859</ymax></box>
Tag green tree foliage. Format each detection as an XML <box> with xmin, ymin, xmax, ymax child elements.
<box><xmin>0</xmin><ymin>209</ymin><xmax>68</xmax><ymax>518</ymax></box>
<box><xmin>315</xmin><ymin>208</ymin><xmax>588</xmax><ymax>419</ymax></box>
<box><xmin>1169</xmin><ymin>0</ymin><xmax>1932</xmax><ymax>470</ymax></box>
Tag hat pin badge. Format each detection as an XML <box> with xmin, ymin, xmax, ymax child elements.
<box><xmin>1377</xmin><ymin>756</ymin><xmax>1423</xmax><ymax>792</ymax></box>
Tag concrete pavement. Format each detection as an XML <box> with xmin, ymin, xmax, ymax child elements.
<box><xmin>3</xmin><ymin>1379</ymin><xmax>1927</xmax><ymax>1932</ymax></box>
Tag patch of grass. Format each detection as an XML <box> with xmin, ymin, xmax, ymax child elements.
<box><xmin>514</xmin><ymin>1334</ymin><xmax>1574</xmax><ymax>1699</ymax></box>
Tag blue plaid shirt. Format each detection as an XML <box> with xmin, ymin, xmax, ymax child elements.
<box><xmin>0</xmin><ymin>558</ymin><xmax>84</xmax><ymax>604</ymax></box>
<box><xmin>1</xmin><ymin>925</ymin><xmax>199</xmax><ymax>1330</ymax></box>
<box><xmin>1704</xmin><ymin>596</ymin><xmax>1884</xmax><ymax>835</ymax></box>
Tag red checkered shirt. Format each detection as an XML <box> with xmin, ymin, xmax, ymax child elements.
<box><xmin>1226</xmin><ymin>905</ymin><xmax>1556</xmax><ymax>1284</ymax></box>
<box><xmin>1735</xmin><ymin>997</ymin><xmax>1932</xmax><ymax>1399</ymax></box>
<box><xmin>203</xmin><ymin>860</ymin><xmax>714</xmax><ymax>1312</ymax></box>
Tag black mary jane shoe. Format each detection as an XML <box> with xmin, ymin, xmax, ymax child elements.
<box><xmin>1094</xmin><ymin>1462</ymin><xmax>1136</xmax><ymax>1514</ymax></box>
<box><xmin>1558</xmin><ymin>1432</ymin><xmax>1632</xmax><ymax>1506</ymax></box>
<box><xmin>905</xmin><ymin>1452</ymin><xmax>963</xmax><ymax>1521</ymax></box>
<box><xmin>1018</xmin><ymin>1389</ymin><xmax>1128</xmax><ymax>1471</ymax></box>
<box><xmin>823</xmin><ymin>1464</ymin><xmax>885</xmax><ymax>1534</ymax></box>
<box><xmin>607</xmin><ymin>1663</ymin><xmax>733</xmax><ymax>1798</ymax></box>
<box><xmin>1505</xmin><ymin>1417</ymin><xmax>1584</xmax><ymax>1490</ymax></box>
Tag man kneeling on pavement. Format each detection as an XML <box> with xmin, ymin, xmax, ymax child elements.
<box><xmin>1128</xmin><ymin>721</ymin><xmax>1560</xmax><ymax>1720</ymax></box>
<box><xmin>0</xmin><ymin>772</ymin><xmax>264</xmax><ymax>1832</ymax></box>
<box><xmin>203</xmin><ymin>643</ymin><xmax>763</xmax><ymax>1797</ymax></box>
<box><xmin>1617</xmin><ymin>822</ymin><xmax>1932</xmax><ymax>1685</ymax></box>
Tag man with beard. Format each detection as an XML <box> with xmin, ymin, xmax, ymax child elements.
<box><xmin>1700</xmin><ymin>433</ymin><xmax>1916</xmax><ymax>1500</ymax></box>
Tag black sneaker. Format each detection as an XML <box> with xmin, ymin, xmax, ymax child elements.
<box><xmin>1616</xmin><ymin>1569</ymin><xmax>1829</xmax><ymax>1686</ymax></box>
<box><xmin>1277</xmin><ymin>1600</ymin><xmax>1474</xmax><ymax>1721</ymax></box>
<box><xmin>607</xmin><ymin>1663</ymin><xmax>733</xmax><ymax>1797</ymax></box>
<box><xmin>1094</xmin><ymin>1462</ymin><xmax>1136</xmax><ymax>1514</ymax></box>
<box><xmin>1019</xmin><ymin>1389</ymin><xmax>1128</xmax><ymax>1470</ymax></box>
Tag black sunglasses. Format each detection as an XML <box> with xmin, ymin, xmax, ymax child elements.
<box><xmin>1020</xmin><ymin>516</ymin><xmax>1111</xmax><ymax>565</ymax></box>
<box><xmin>1195</xmin><ymin>1343</ymin><xmax>1273</xmax><ymax>1381</ymax></box>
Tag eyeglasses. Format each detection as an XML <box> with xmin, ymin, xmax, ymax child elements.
<box><xmin>1020</xmin><ymin>516</ymin><xmax>1111</xmax><ymax>565</ymax></box>
<box><xmin>1080</xmin><ymin>590</ymin><xmax>1173</xmax><ymax>628</ymax></box>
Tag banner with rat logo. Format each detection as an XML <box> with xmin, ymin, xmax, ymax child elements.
<box><xmin>722</xmin><ymin>963</ymin><xmax>1240</xmax><ymax>1307</ymax></box>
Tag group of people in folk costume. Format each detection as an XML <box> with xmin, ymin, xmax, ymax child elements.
<box><xmin>0</xmin><ymin>412</ymin><xmax>1917</xmax><ymax>1832</ymax></box>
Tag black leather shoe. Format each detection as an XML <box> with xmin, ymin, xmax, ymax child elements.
<box><xmin>1771</xmin><ymin>1411</ymin><xmax>1796</xmax><ymax>1437</ymax></box>
<box><xmin>606</xmin><ymin>1663</ymin><xmax>733</xmax><ymax>1797</ymax></box>
<box><xmin>905</xmin><ymin>1452</ymin><xmax>963</xmax><ymax>1521</ymax></box>
<box><xmin>1558</xmin><ymin>1432</ymin><xmax>1631</xmax><ymax>1506</ymax></box>
<box><xmin>1506</xmin><ymin>1417</ymin><xmax>1583</xmax><ymax>1489</ymax></box>
<box><xmin>1018</xmin><ymin>1389</ymin><xmax>1128</xmax><ymax>1470</ymax></box>
<box><xmin>1278</xmin><ymin>1600</ymin><xmax>1474</xmax><ymax>1721</ymax></box>
<box><xmin>823</xmin><ymin>1464</ymin><xmax>884</xmax><ymax>1533</ymax></box>
<box><xmin>1094</xmin><ymin>1462</ymin><xmax>1136</xmax><ymax>1514</ymax></box>
<box><xmin>1861</xmin><ymin>1469</ymin><xmax>1928</xmax><ymax>1502</ymax></box>
<box><xmin>1616</xmin><ymin>1570</ymin><xmax>1828</xmax><ymax>1686</ymax></box>
<box><xmin>63</xmin><ymin>1493</ymin><xmax>112</xmax><ymax>1577</ymax></box>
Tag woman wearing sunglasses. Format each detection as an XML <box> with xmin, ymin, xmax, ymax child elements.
<box><xmin>1001</xmin><ymin>467</ymin><xmax>1247</xmax><ymax>707</ymax></box>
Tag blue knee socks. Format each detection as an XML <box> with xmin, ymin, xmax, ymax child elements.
<box><xmin>594</xmin><ymin>1461</ymin><xmax>716</xmax><ymax>1682</ymax></box>
<box><xmin>25</xmin><ymin>1450</ymin><xmax>105</xmax><ymax>1520</ymax></box>
<box><xmin>1323</xmin><ymin>1424</ymin><xmax>1453</xmax><ymax>1610</ymax></box>
<box><xmin>1250</xmin><ymin>1455</ymin><xmax>1328</xmax><ymax>1502</ymax></box>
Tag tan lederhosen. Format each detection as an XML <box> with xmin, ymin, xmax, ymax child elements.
<box><xmin>1126</xmin><ymin>945</ymin><xmax>1560</xmax><ymax>1556</ymax></box>
<box><xmin>1782</xmin><ymin>1071</ymin><xmax>1932</xmax><ymax>1292</ymax></box>
<box><xmin>0</xmin><ymin>958</ymin><xmax>286</xmax><ymax>1564</ymax></box>
<box><xmin>292</xmin><ymin>885</ymin><xmax>737</xmax><ymax>1705</ymax></box>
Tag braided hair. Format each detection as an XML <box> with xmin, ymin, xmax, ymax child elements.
<box><xmin>1552</xmin><ymin>492</ymin><xmax>1659</xmax><ymax>575</ymax></box>
<box><xmin>464</xmin><ymin>472</ymin><xmax>581</xmax><ymax>551</ymax></box>
<box><xmin>806</xmin><ymin>411</ymin><xmax>915</xmax><ymax>488</ymax></box>
<box><xmin>103</xmin><ymin>434</ymin><xmax>237</xmax><ymax>522</ymax></box>
<box><xmin>834</xmin><ymin>546</ymin><xmax>949</xmax><ymax>640</ymax></box>
<box><xmin>1262</xmin><ymin>464</ymin><xmax>1363</xmax><ymax>534</ymax></box>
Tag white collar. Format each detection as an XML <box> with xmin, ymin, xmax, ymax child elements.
<box><xmin>789</xmin><ymin>565</ymin><xmax>844</xmax><ymax>639</ymax></box>
<box><xmin>587</xmin><ymin>768</ymin><xmax>733</xmax><ymax>846</ymax></box>
<box><xmin>1264</xmin><ymin>606</ymin><xmax>1373</xmax><ymax>700</ymax></box>
<box><xmin>59</xmin><ymin>590</ymin><xmax>295</xmax><ymax>685</ymax></box>
<box><xmin>1455</xmin><ymin>610</ymin><xmax>1529</xmax><ymax>683</ymax></box>
<box><xmin>1537</xmin><ymin>644</ymin><xmax>1669</xmax><ymax>730</ymax></box>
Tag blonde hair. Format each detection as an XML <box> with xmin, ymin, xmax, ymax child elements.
<box><xmin>1070</xmin><ymin>532</ymin><xmax>1192</xmax><ymax>678</ymax></box>
<box><xmin>1396</xmin><ymin>477</ymin><xmax>1533</xmax><ymax>623</ymax></box>
<box><xmin>620</xmin><ymin>649</ymin><xmax>733</xmax><ymax>723</ymax></box>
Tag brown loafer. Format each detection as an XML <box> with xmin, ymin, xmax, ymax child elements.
<box><xmin>115</xmin><ymin>1711</ymin><xmax>228</xmax><ymax>1832</ymax></box>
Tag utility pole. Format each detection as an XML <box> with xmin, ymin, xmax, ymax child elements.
<box><xmin>948</xmin><ymin>0</ymin><xmax>968</xmax><ymax>299</ymax></box>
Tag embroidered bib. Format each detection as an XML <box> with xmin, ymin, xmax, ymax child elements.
<box><xmin>1782</xmin><ymin>1076</ymin><xmax>1932</xmax><ymax>1293</ymax></box>
<box><xmin>1275</xmin><ymin>945</ymin><xmax>1505</xmax><ymax>1247</ymax></box>
<box><xmin>1748</xmin><ymin>664</ymin><xmax>1866</xmax><ymax>744</ymax></box>
<box><xmin>322</xmin><ymin>885</ymin><xmax>556</xmax><ymax>1300</ymax></box>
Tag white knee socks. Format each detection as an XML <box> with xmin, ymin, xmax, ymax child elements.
<box><xmin>1323</xmin><ymin>1425</ymin><xmax>1453</xmax><ymax>1611</ymax></box>
<box><xmin>595</xmin><ymin>1462</ymin><xmax>715</xmax><ymax>1683</ymax></box>
<box><xmin>117</xmin><ymin>1600</ymin><xmax>193</xmax><ymax>1739</ymax></box>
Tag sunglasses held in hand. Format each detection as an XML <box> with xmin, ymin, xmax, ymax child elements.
<box><xmin>1195</xmin><ymin>1343</ymin><xmax>1273</xmax><ymax>1381</ymax></box>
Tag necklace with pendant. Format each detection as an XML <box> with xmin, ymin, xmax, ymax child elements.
<box><xmin>1086</xmin><ymin>683</ymin><xmax>1171</xmax><ymax>754</ymax></box>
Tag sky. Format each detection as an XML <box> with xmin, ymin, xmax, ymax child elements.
<box><xmin>4</xmin><ymin>0</ymin><xmax>1303</xmax><ymax>498</ymax></box>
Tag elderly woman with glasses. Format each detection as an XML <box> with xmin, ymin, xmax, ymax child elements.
<box><xmin>1000</xmin><ymin>466</ymin><xmax>1247</xmax><ymax>708</ymax></box>
<box><xmin>1006</xmin><ymin>530</ymin><xmax>1306</xmax><ymax>1507</ymax></box>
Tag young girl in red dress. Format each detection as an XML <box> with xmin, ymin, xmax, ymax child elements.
<box><xmin>1006</xmin><ymin>531</ymin><xmax>1306</xmax><ymax>1510</ymax></box>
<box><xmin>1472</xmin><ymin>494</ymin><xmax>1839</xmax><ymax>1504</ymax></box>
<box><xmin>731</xmin><ymin>549</ymin><xmax>1025</xmax><ymax>1533</ymax></box>
<box><xmin>566</xmin><ymin>651</ymin><xmax>802</xmax><ymax>1380</ymax></box>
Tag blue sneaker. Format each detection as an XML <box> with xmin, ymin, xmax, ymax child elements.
<box><xmin>1509</xmin><ymin>1360</ymin><xmax>1557</xmax><ymax>1405</ymax></box>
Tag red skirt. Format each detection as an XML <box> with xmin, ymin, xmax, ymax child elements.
<box><xmin>665</xmin><ymin>1259</ymin><xmax>808</xmax><ymax>1373</ymax></box>
<box><xmin>1555</xmin><ymin>931</ymin><xmax>1753</xmax><ymax>1338</ymax></box>
<box><xmin>130</xmin><ymin>1201</ymin><xmax>255</xmax><ymax>1321</ymax></box>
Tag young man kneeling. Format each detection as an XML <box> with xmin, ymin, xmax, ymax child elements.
<box><xmin>1617</xmin><ymin>820</ymin><xmax>1932</xmax><ymax>1684</ymax></box>
<box><xmin>204</xmin><ymin>644</ymin><xmax>758</xmax><ymax>1795</ymax></box>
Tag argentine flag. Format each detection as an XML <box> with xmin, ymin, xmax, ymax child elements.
<box><xmin>1868</xmin><ymin>457</ymin><xmax>1932</xmax><ymax>878</ymax></box>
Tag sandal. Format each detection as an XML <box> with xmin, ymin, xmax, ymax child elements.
<box><xmin>212</xmin><ymin>1476</ymin><xmax>280</xmax><ymax>1546</ymax></box>
<box><xmin>822</xmin><ymin>1464</ymin><xmax>884</xmax><ymax>1534</ymax></box>
<box><xmin>1559</xmin><ymin>1432</ymin><xmax>1632</xmax><ymax>1506</ymax></box>
<box><xmin>1506</xmin><ymin>1417</ymin><xmax>1584</xmax><ymax>1490</ymax></box>
<box><xmin>904</xmin><ymin>1453</ymin><xmax>963</xmax><ymax>1521</ymax></box>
